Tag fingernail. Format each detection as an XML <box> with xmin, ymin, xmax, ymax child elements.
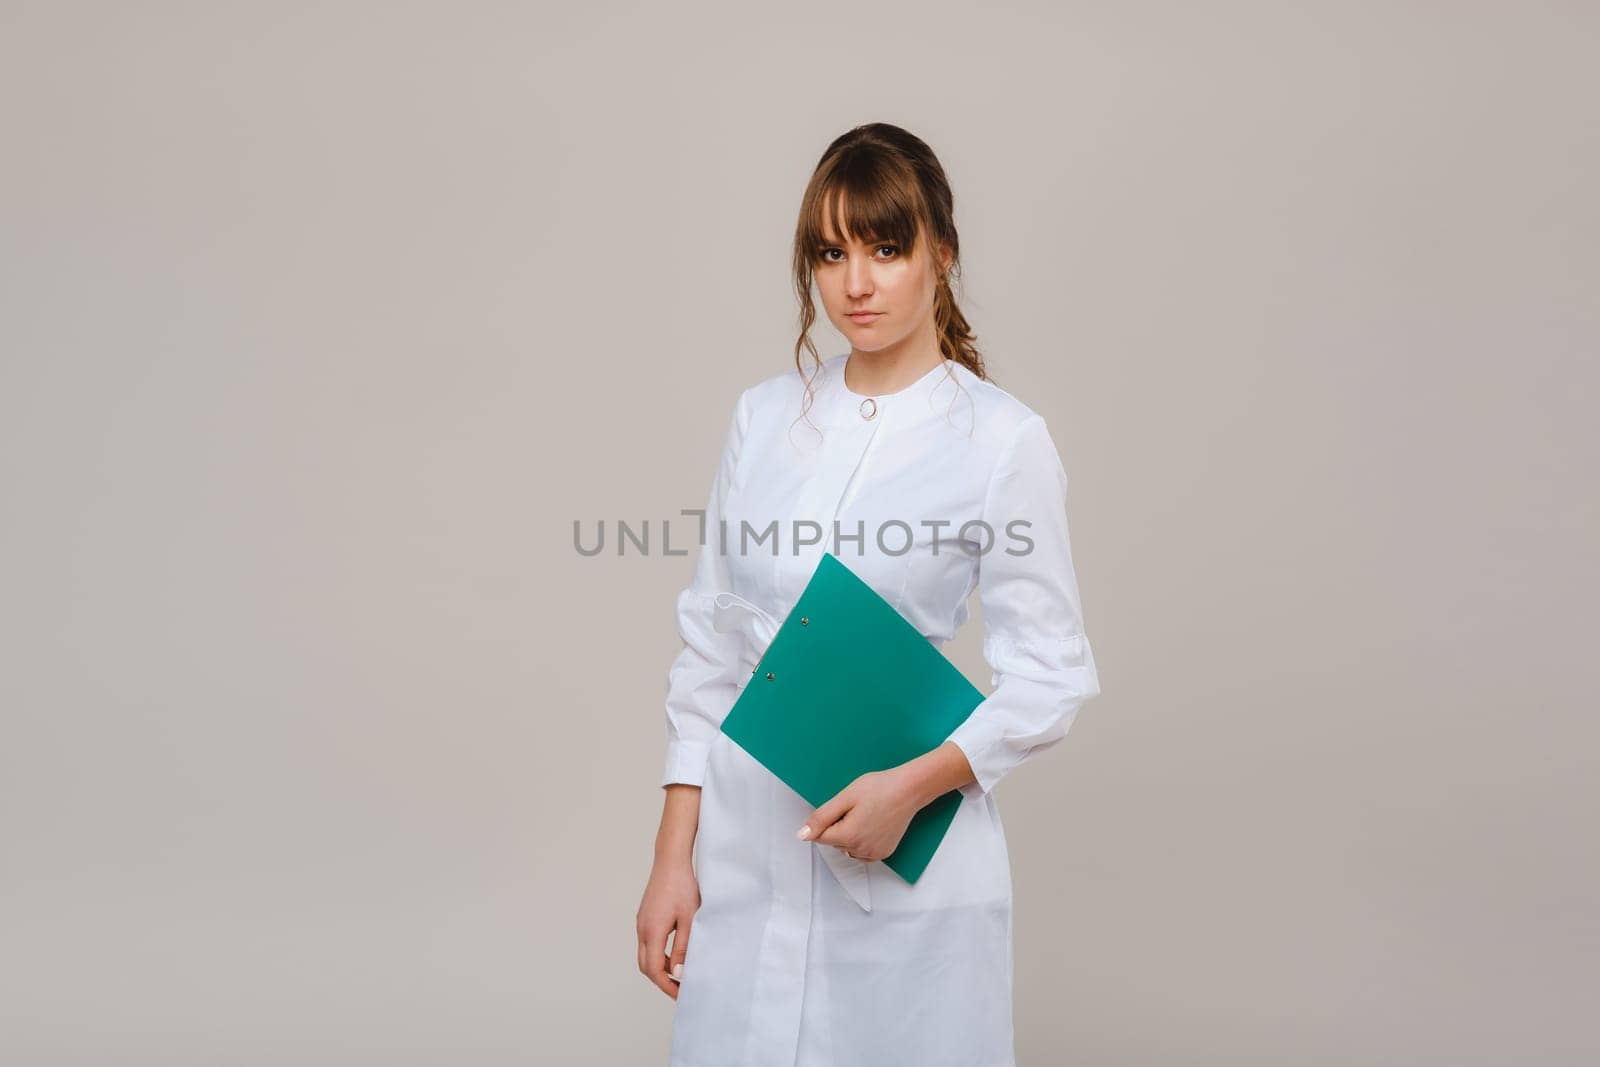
<box><xmin>672</xmin><ymin>963</ymin><xmax>683</xmax><ymax>980</ymax></box>
<box><xmin>796</xmin><ymin>826</ymin><xmax>812</xmax><ymax>840</ymax></box>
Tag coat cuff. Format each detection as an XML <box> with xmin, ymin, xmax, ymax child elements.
<box><xmin>946</xmin><ymin>718</ymin><xmax>1004</xmax><ymax>800</ymax></box>
<box><xmin>660</xmin><ymin>739</ymin><xmax>711</xmax><ymax>788</ymax></box>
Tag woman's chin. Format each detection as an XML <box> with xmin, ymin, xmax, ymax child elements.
<box><xmin>841</xmin><ymin>328</ymin><xmax>893</xmax><ymax>352</ymax></box>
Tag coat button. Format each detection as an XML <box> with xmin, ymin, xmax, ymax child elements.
<box><xmin>859</xmin><ymin>397</ymin><xmax>877</xmax><ymax>420</ymax></box>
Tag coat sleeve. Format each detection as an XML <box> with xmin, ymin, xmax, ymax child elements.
<box><xmin>945</xmin><ymin>413</ymin><xmax>1101</xmax><ymax>800</ymax></box>
<box><xmin>659</xmin><ymin>389</ymin><xmax>752</xmax><ymax>789</ymax></box>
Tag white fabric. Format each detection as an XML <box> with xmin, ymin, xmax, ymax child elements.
<box><xmin>659</xmin><ymin>353</ymin><xmax>1101</xmax><ymax>1067</ymax></box>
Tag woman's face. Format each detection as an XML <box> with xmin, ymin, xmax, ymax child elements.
<box><xmin>814</xmin><ymin>214</ymin><xmax>951</xmax><ymax>357</ymax></box>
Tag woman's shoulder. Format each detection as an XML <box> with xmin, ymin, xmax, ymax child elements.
<box><xmin>735</xmin><ymin>353</ymin><xmax>844</xmax><ymax>410</ymax></box>
<box><xmin>942</xmin><ymin>359</ymin><xmax>1046</xmax><ymax>448</ymax></box>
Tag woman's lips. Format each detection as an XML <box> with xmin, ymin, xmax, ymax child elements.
<box><xmin>847</xmin><ymin>312</ymin><xmax>883</xmax><ymax>323</ymax></box>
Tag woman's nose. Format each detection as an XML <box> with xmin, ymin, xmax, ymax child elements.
<box><xmin>845</xmin><ymin>261</ymin><xmax>873</xmax><ymax>297</ymax></box>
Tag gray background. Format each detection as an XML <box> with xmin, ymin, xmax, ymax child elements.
<box><xmin>2</xmin><ymin>2</ymin><xmax>1595</xmax><ymax>1063</ymax></box>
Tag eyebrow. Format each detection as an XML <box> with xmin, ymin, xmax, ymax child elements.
<box><xmin>817</xmin><ymin>234</ymin><xmax>891</xmax><ymax>245</ymax></box>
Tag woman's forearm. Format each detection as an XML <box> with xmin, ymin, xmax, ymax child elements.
<box><xmin>655</xmin><ymin>783</ymin><xmax>702</xmax><ymax>867</ymax></box>
<box><xmin>896</xmin><ymin>740</ymin><xmax>980</xmax><ymax>807</ymax></box>
<box><xmin>655</xmin><ymin>740</ymin><xmax>974</xmax><ymax>868</ymax></box>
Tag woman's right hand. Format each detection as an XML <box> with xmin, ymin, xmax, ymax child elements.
<box><xmin>637</xmin><ymin>856</ymin><xmax>700</xmax><ymax>1000</ymax></box>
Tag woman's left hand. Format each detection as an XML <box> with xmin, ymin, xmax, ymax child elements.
<box><xmin>798</xmin><ymin>768</ymin><xmax>921</xmax><ymax>862</ymax></box>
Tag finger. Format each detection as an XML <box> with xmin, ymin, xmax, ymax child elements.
<box><xmin>638</xmin><ymin>922</ymin><xmax>661</xmax><ymax>977</ymax></box>
<box><xmin>813</xmin><ymin>808</ymin><xmax>859</xmax><ymax>850</ymax></box>
<box><xmin>667</xmin><ymin>909</ymin><xmax>693</xmax><ymax>985</ymax></box>
<box><xmin>641</xmin><ymin>922</ymin><xmax>676</xmax><ymax>998</ymax></box>
<box><xmin>799</xmin><ymin>789</ymin><xmax>854</xmax><ymax>842</ymax></box>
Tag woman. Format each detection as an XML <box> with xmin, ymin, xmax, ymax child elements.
<box><xmin>636</xmin><ymin>122</ymin><xmax>1101</xmax><ymax>1067</ymax></box>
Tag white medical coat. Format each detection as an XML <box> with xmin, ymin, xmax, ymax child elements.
<box><xmin>660</xmin><ymin>353</ymin><xmax>1101</xmax><ymax>1067</ymax></box>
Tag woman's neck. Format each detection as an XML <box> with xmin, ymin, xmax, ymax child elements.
<box><xmin>842</xmin><ymin>347</ymin><xmax>945</xmax><ymax>397</ymax></box>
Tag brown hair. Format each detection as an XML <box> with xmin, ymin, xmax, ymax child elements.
<box><xmin>790</xmin><ymin>123</ymin><xmax>989</xmax><ymax>432</ymax></box>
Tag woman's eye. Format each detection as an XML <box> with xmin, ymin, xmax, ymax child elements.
<box><xmin>816</xmin><ymin>245</ymin><xmax>898</xmax><ymax>262</ymax></box>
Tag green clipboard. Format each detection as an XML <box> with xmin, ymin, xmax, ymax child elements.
<box><xmin>718</xmin><ymin>551</ymin><xmax>986</xmax><ymax>888</ymax></box>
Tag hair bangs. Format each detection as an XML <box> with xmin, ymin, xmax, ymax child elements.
<box><xmin>801</xmin><ymin>159</ymin><xmax>927</xmax><ymax>264</ymax></box>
